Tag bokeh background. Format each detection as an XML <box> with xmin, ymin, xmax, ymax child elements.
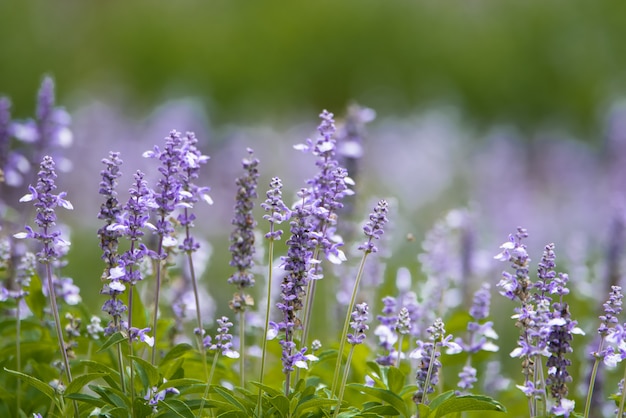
<box><xmin>3</xmin><ymin>2</ymin><xmax>626</xmax><ymax>415</ymax></box>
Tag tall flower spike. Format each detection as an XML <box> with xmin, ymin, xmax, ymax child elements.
<box><xmin>228</xmin><ymin>148</ymin><xmax>260</xmax><ymax>311</ymax></box>
<box><xmin>97</xmin><ymin>152</ymin><xmax>127</xmax><ymax>333</ymax></box>
<box><xmin>347</xmin><ymin>303</ymin><xmax>370</xmax><ymax>345</ymax></box>
<box><xmin>358</xmin><ymin>199</ymin><xmax>389</xmax><ymax>254</ymax></box>
<box><xmin>14</xmin><ymin>155</ymin><xmax>75</xmax><ymax>392</ymax></box>
<box><xmin>261</xmin><ymin>177</ymin><xmax>290</xmax><ymax>240</ymax></box>
<box><xmin>0</xmin><ymin>97</ymin><xmax>10</xmax><ymax>186</ymax></box>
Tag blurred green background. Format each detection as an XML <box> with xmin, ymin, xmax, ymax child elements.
<box><xmin>2</xmin><ymin>0</ymin><xmax>626</xmax><ymax>137</ymax></box>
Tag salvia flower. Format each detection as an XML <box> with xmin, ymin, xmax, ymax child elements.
<box><xmin>228</xmin><ymin>148</ymin><xmax>260</xmax><ymax>311</ymax></box>
<box><xmin>176</xmin><ymin>131</ymin><xmax>211</xmax><ymax>253</ymax></box>
<box><xmin>347</xmin><ymin>303</ymin><xmax>369</xmax><ymax>345</ymax></box>
<box><xmin>495</xmin><ymin>227</ymin><xmax>531</xmax><ymax>301</ymax></box>
<box><xmin>203</xmin><ymin>316</ymin><xmax>239</xmax><ymax>359</ymax></box>
<box><xmin>14</xmin><ymin>156</ymin><xmax>73</xmax><ymax>262</ymax></box>
<box><xmin>261</xmin><ymin>177</ymin><xmax>290</xmax><ymax>241</ymax></box>
<box><xmin>358</xmin><ymin>199</ymin><xmax>389</xmax><ymax>254</ymax></box>
<box><xmin>295</xmin><ymin>110</ymin><xmax>353</xmax><ymax>264</ymax></box>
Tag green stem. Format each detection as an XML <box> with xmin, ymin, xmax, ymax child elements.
<box><xmin>186</xmin><ymin>246</ymin><xmax>210</xmax><ymax>418</ymax></box>
<box><xmin>202</xmin><ymin>351</ymin><xmax>220</xmax><ymax>418</ymax></box>
<box><xmin>333</xmin><ymin>345</ymin><xmax>355</xmax><ymax>418</ymax></box>
<box><xmin>128</xmin><ymin>283</ymin><xmax>136</xmax><ymax>417</ymax></box>
<box><xmin>16</xmin><ymin>298</ymin><xmax>21</xmax><ymax>415</ymax></box>
<box><xmin>256</xmin><ymin>235</ymin><xmax>276</xmax><ymax>417</ymax></box>
<box><xmin>584</xmin><ymin>339</ymin><xmax>605</xmax><ymax>418</ymax></box>
<box><xmin>618</xmin><ymin>363</ymin><xmax>626</xmax><ymax>418</ymax></box>
<box><xmin>239</xmin><ymin>307</ymin><xmax>245</xmax><ymax>387</ymax></box>
<box><xmin>44</xmin><ymin>261</ymin><xmax>79</xmax><ymax>418</ymax></box>
<box><xmin>330</xmin><ymin>250</ymin><xmax>370</xmax><ymax>396</ymax></box>
<box><xmin>151</xmin><ymin>237</ymin><xmax>165</xmax><ymax>365</ymax></box>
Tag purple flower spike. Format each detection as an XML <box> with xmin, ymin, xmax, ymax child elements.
<box><xmin>203</xmin><ymin>316</ymin><xmax>239</xmax><ymax>359</ymax></box>
<box><xmin>228</xmin><ymin>148</ymin><xmax>260</xmax><ymax>312</ymax></box>
<box><xmin>358</xmin><ymin>199</ymin><xmax>389</xmax><ymax>254</ymax></box>
<box><xmin>347</xmin><ymin>303</ymin><xmax>369</xmax><ymax>345</ymax></box>
<box><xmin>15</xmin><ymin>156</ymin><xmax>73</xmax><ymax>263</ymax></box>
<box><xmin>495</xmin><ymin>227</ymin><xmax>531</xmax><ymax>301</ymax></box>
<box><xmin>261</xmin><ymin>177</ymin><xmax>290</xmax><ymax>241</ymax></box>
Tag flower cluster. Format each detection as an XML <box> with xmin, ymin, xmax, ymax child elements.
<box><xmin>347</xmin><ymin>302</ymin><xmax>369</xmax><ymax>345</ymax></box>
<box><xmin>203</xmin><ymin>316</ymin><xmax>239</xmax><ymax>359</ymax></box>
<box><xmin>228</xmin><ymin>148</ymin><xmax>259</xmax><ymax>312</ymax></box>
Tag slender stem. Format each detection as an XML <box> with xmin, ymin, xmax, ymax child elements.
<box><xmin>333</xmin><ymin>345</ymin><xmax>355</xmax><ymax>418</ymax></box>
<box><xmin>420</xmin><ymin>343</ymin><xmax>440</xmax><ymax>406</ymax></box>
<box><xmin>16</xmin><ymin>298</ymin><xmax>21</xmax><ymax>414</ymax></box>
<box><xmin>186</xmin><ymin>245</ymin><xmax>210</xmax><ymax>417</ymax></box>
<box><xmin>44</xmin><ymin>262</ymin><xmax>79</xmax><ymax>418</ymax></box>
<box><xmin>300</xmin><ymin>245</ymin><xmax>321</xmax><ymax>351</ymax></box>
<box><xmin>618</xmin><ymin>364</ymin><xmax>626</xmax><ymax>418</ymax></box>
<box><xmin>584</xmin><ymin>339</ymin><xmax>605</xmax><ymax>418</ymax></box>
<box><xmin>239</xmin><ymin>310</ymin><xmax>245</xmax><ymax>387</ymax></box>
<box><xmin>396</xmin><ymin>334</ymin><xmax>404</xmax><ymax>368</ymax></box>
<box><xmin>331</xmin><ymin>251</ymin><xmax>369</xmax><ymax>396</ymax></box>
<box><xmin>256</xmin><ymin>235</ymin><xmax>276</xmax><ymax>417</ymax></box>
<box><xmin>127</xmin><ymin>285</ymin><xmax>136</xmax><ymax>416</ymax></box>
<box><xmin>202</xmin><ymin>351</ymin><xmax>220</xmax><ymax>418</ymax></box>
<box><xmin>151</xmin><ymin>237</ymin><xmax>164</xmax><ymax>365</ymax></box>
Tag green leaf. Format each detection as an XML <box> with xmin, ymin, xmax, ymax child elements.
<box><xmin>428</xmin><ymin>390</ymin><xmax>456</xmax><ymax>410</ymax></box>
<box><xmin>295</xmin><ymin>398</ymin><xmax>341</xmax><ymax>415</ymax></box>
<box><xmin>386</xmin><ymin>366</ymin><xmax>406</xmax><ymax>394</ymax></box>
<box><xmin>157</xmin><ymin>378</ymin><xmax>204</xmax><ymax>391</ymax></box>
<box><xmin>64</xmin><ymin>392</ymin><xmax>106</xmax><ymax>408</ymax></box>
<box><xmin>217</xmin><ymin>411</ymin><xmax>248</xmax><ymax>418</ymax></box>
<box><xmin>130</xmin><ymin>355</ymin><xmax>161</xmax><ymax>388</ymax></box>
<box><xmin>97</xmin><ymin>331</ymin><xmax>126</xmax><ymax>353</ymax></box>
<box><xmin>159</xmin><ymin>398</ymin><xmax>195</xmax><ymax>418</ymax></box>
<box><xmin>160</xmin><ymin>343</ymin><xmax>193</xmax><ymax>367</ymax></box>
<box><xmin>346</xmin><ymin>384</ymin><xmax>407</xmax><ymax>417</ymax></box>
<box><xmin>24</xmin><ymin>274</ymin><xmax>46</xmax><ymax>320</ymax></box>
<box><xmin>213</xmin><ymin>386</ymin><xmax>249</xmax><ymax>413</ymax></box>
<box><xmin>89</xmin><ymin>384</ymin><xmax>131</xmax><ymax>409</ymax></box>
<box><xmin>65</xmin><ymin>372</ymin><xmax>107</xmax><ymax>395</ymax></box>
<box><xmin>202</xmin><ymin>399</ymin><xmax>241</xmax><ymax>412</ymax></box>
<box><xmin>417</xmin><ymin>403</ymin><xmax>432</xmax><ymax>418</ymax></box>
<box><xmin>248</xmin><ymin>381</ymin><xmax>282</xmax><ymax>397</ymax></box>
<box><xmin>3</xmin><ymin>368</ymin><xmax>59</xmax><ymax>409</ymax></box>
<box><xmin>362</xmin><ymin>404</ymin><xmax>401</xmax><ymax>415</ymax></box>
<box><xmin>432</xmin><ymin>394</ymin><xmax>506</xmax><ymax>418</ymax></box>
<box><xmin>130</xmin><ymin>287</ymin><xmax>148</xmax><ymax>332</ymax></box>
<box><xmin>77</xmin><ymin>360</ymin><xmax>122</xmax><ymax>390</ymax></box>
<box><xmin>268</xmin><ymin>394</ymin><xmax>289</xmax><ymax>417</ymax></box>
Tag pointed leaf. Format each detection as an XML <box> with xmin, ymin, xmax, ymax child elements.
<box><xmin>268</xmin><ymin>394</ymin><xmax>289</xmax><ymax>417</ymax></box>
<box><xmin>433</xmin><ymin>394</ymin><xmax>506</xmax><ymax>417</ymax></box>
<box><xmin>24</xmin><ymin>274</ymin><xmax>45</xmax><ymax>320</ymax></box>
<box><xmin>386</xmin><ymin>366</ymin><xmax>406</xmax><ymax>394</ymax></box>
<box><xmin>295</xmin><ymin>398</ymin><xmax>341</xmax><ymax>415</ymax></box>
<box><xmin>160</xmin><ymin>343</ymin><xmax>193</xmax><ymax>367</ymax></box>
<box><xmin>65</xmin><ymin>372</ymin><xmax>107</xmax><ymax>395</ymax></box>
<box><xmin>78</xmin><ymin>360</ymin><xmax>122</xmax><ymax>390</ymax></box>
<box><xmin>213</xmin><ymin>386</ymin><xmax>249</xmax><ymax>413</ymax></box>
<box><xmin>248</xmin><ymin>381</ymin><xmax>282</xmax><ymax>397</ymax></box>
<box><xmin>428</xmin><ymin>390</ymin><xmax>456</xmax><ymax>410</ymax></box>
<box><xmin>130</xmin><ymin>355</ymin><xmax>160</xmax><ymax>387</ymax></box>
<box><xmin>159</xmin><ymin>398</ymin><xmax>195</xmax><ymax>418</ymax></box>
<box><xmin>346</xmin><ymin>384</ymin><xmax>407</xmax><ymax>416</ymax></box>
<box><xmin>97</xmin><ymin>331</ymin><xmax>126</xmax><ymax>353</ymax></box>
<box><xmin>64</xmin><ymin>393</ymin><xmax>106</xmax><ymax>408</ymax></box>
<box><xmin>3</xmin><ymin>368</ymin><xmax>59</xmax><ymax>409</ymax></box>
<box><xmin>89</xmin><ymin>384</ymin><xmax>131</xmax><ymax>409</ymax></box>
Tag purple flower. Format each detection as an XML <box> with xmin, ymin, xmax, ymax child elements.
<box><xmin>261</xmin><ymin>177</ymin><xmax>290</xmax><ymax>241</ymax></box>
<box><xmin>358</xmin><ymin>200</ymin><xmax>389</xmax><ymax>254</ymax></box>
<box><xmin>143</xmin><ymin>130</ymin><xmax>185</xmax><ymax>253</ymax></box>
<box><xmin>495</xmin><ymin>227</ymin><xmax>531</xmax><ymax>301</ymax></box>
<box><xmin>469</xmin><ymin>283</ymin><xmax>491</xmax><ymax>321</ymax></box>
<box><xmin>599</xmin><ymin>285</ymin><xmax>623</xmax><ymax>337</ymax></box>
<box><xmin>176</xmin><ymin>132</ymin><xmax>211</xmax><ymax>253</ymax></box>
<box><xmin>347</xmin><ymin>303</ymin><xmax>369</xmax><ymax>345</ymax></box>
<box><xmin>457</xmin><ymin>365</ymin><xmax>478</xmax><ymax>391</ymax></box>
<box><xmin>203</xmin><ymin>316</ymin><xmax>239</xmax><ymax>358</ymax></box>
<box><xmin>0</xmin><ymin>97</ymin><xmax>10</xmax><ymax>183</ymax></box>
<box><xmin>15</xmin><ymin>156</ymin><xmax>73</xmax><ymax>263</ymax></box>
<box><xmin>228</xmin><ymin>148</ymin><xmax>260</xmax><ymax>303</ymax></box>
<box><xmin>129</xmin><ymin>326</ymin><xmax>154</xmax><ymax>347</ymax></box>
<box><xmin>295</xmin><ymin>110</ymin><xmax>353</xmax><ymax>264</ymax></box>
